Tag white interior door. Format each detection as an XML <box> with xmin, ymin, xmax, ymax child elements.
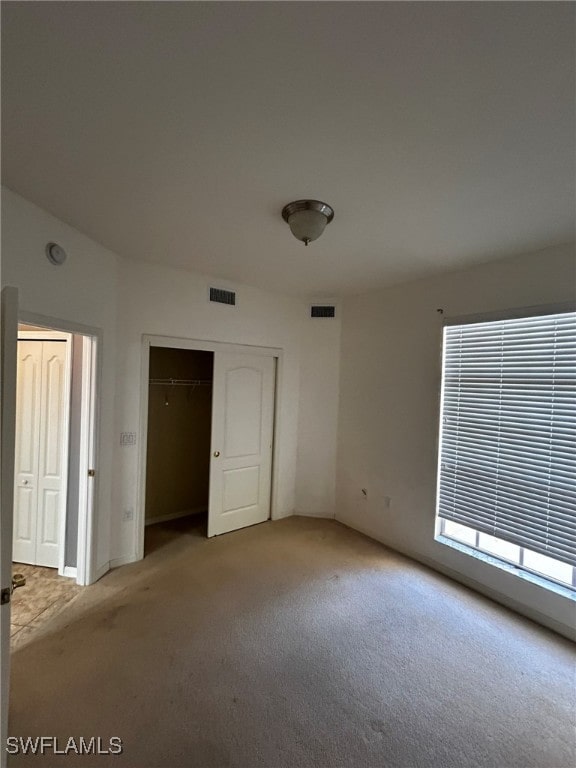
<box><xmin>13</xmin><ymin>341</ymin><xmax>41</xmax><ymax>564</ymax></box>
<box><xmin>76</xmin><ymin>334</ymin><xmax>97</xmax><ymax>586</ymax></box>
<box><xmin>208</xmin><ymin>352</ymin><xmax>275</xmax><ymax>537</ymax></box>
<box><xmin>1</xmin><ymin>286</ymin><xmax>19</xmax><ymax>768</ymax></box>
<box><xmin>13</xmin><ymin>337</ymin><xmax>69</xmax><ymax>568</ymax></box>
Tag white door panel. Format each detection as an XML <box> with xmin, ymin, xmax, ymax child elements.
<box><xmin>13</xmin><ymin>342</ymin><xmax>42</xmax><ymax>564</ymax></box>
<box><xmin>14</xmin><ymin>486</ymin><xmax>34</xmax><ymax>550</ymax></box>
<box><xmin>224</xmin><ymin>367</ymin><xmax>263</xmax><ymax>457</ymax></box>
<box><xmin>208</xmin><ymin>353</ymin><xmax>274</xmax><ymax>537</ymax></box>
<box><xmin>16</xmin><ymin>348</ymin><xmax>40</xmax><ymax>475</ymax></box>
<box><xmin>43</xmin><ymin>351</ymin><xmax>65</xmax><ymax>475</ymax></box>
<box><xmin>37</xmin><ymin>344</ymin><xmax>67</xmax><ymax>567</ymax></box>
<box><xmin>13</xmin><ymin>338</ymin><xmax>68</xmax><ymax>568</ymax></box>
<box><xmin>41</xmin><ymin>490</ymin><xmax>60</xmax><ymax>541</ymax></box>
<box><xmin>222</xmin><ymin>465</ymin><xmax>260</xmax><ymax>511</ymax></box>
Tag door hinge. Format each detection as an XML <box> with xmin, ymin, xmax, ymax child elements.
<box><xmin>1</xmin><ymin>588</ymin><xmax>11</xmax><ymax>605</ymax></box>
<box><xmin>88</xmin><ymin>469</ymin><xmax>96</xmax><ymax>477</ymax></box>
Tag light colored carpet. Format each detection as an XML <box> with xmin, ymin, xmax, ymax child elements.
<box><xmin>8</xmin><ymin>516</ymin><xmax>576</xmax><ymax>767</ymax></box>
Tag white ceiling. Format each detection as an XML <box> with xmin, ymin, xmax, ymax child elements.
<box><xmin>2</xmin><ymin>2</ymin><xmax>574</xmax><ymax>297</ymax></box>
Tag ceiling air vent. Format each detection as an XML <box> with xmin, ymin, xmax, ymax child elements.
<box><xmin>311</xmin><ymin>305</ymin><xmax>336</xmax><ymax>318</ymax></box>
<box><xmin>210</xmin><ymin>287</ymin><xmax>236</xmax><ymax>306</ymax></box>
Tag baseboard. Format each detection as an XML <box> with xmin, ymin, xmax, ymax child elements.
<box><xmin>63</xmin><ymin>566</ymin><xmax>77</xmax><ymax>579</ymax></box>
<box><xmin>336</xmin><ymin>515</ymin><xmax>576</xmax><ymax>643</ymax></box>
<box><xmin>295</xmin><ymin>510</ymin><xmax>336</xmax><ymax>519</ymax></box>
<box><xmin>109</xmin><ymin>554</ymin><xmax>138</xmax><ymax>569</ymax></box>
<box><xmin>145</xmin><ymin>507</ymin><xmax>206</xmax><ymax>526</ymax></box>
<box><xmin>91</xmin><ymin>561</ymin><xmax>110</xmax><ymax>583</ymax></box>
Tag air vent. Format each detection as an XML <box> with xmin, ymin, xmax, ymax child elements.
<box><xmin>311</xmin><ymin>305</ymin><xmax>335</xmax><ymax>318</ymax></box>
<box><xmin>210</xmin><ymin>287</ymin><xmax>236</xmax><ymax>306</ymax></box>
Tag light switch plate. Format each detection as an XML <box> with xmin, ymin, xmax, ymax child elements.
<box><xmin>120</xmin><ymin>432</ymin><xmax>137</xmax><ymax>447</ymax></box>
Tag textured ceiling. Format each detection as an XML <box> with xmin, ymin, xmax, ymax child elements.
<box><xmin>2</xmin><ymin>2</ymin><xmax>574</xmax><ymax>297</ymax></box>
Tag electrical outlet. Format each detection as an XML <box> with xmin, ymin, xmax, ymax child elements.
<box><xmin>122</xmin><ymin>508</ymin><xmax>134</xmax><ymax>521</ymax></box>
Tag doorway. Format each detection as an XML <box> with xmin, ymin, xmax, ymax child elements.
<box><xmin>144</xmin><ymin>348</ymin><xmax>214</xmax><ymax>553</ymax></box>
<box><xmin>10</xmin><ymin>319</ymin><xmax>99</xmax><ymax>646</ymax></box>
<box><xmin>13</xmin><ymin>327</ymin><xmax>71</xmax><ymax>569</ymax></box>
<box><xmin>138</xmin><ymin>336</ymin><xmax>280</xmax><ymax>559</ymax></box>
<box><xmin>12</xmin><ymin>319</ymin><xmax>98</xmax><ymax>588</ymax></box>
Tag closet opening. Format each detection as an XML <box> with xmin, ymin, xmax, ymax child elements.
<box><xmin>144</xmin><ymin>347</ymin><xmax>214</xmax><ymax>555</ymax></box>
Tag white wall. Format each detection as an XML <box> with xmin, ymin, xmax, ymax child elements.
<box><xmin>112</xmin><ymin>258</ymin><xmax>306</xmax><ymax>561</ymax></box>
<box><xmin>336</xmin><ymin>242</ymin><xmax>576</xmax><ymax>639</ymax></box>
<box><xmin>296</xmin><ymin>307</ymin><xmax>341</xmax><ymax>517</ymax></box>
<box><xmin>2</xmin><ymin>187</ymin><xmax>343</xmax><ymax>573</ymax></box>
<box><xmin>1</xmin><ymin>188</ymin><xmax>119</xmax><ymax>573</ymax></box>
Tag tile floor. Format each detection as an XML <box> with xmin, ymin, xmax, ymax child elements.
<box><xmin>10</xmin><ymin>563</ymin><xmax>82</xmax><ymax>650</ymax></box>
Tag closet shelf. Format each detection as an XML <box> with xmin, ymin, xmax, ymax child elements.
<box><xmin>149</xmin><ymin>378</ymin><xmax>212</xmax><ymax>387</ymax></box>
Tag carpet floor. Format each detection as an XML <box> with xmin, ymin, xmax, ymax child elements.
<box><xmin>8</xmin><ymin>516</ymin><xmax>576</xmax><ymax>768</ymax></box>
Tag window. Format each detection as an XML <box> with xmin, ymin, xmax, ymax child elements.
<box><xmin>435</xmin><ymin>309</ymin><xmax>576</xmax><ymax>591</ymax></box>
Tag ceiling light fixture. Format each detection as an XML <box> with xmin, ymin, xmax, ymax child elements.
<box><xmin>281</xmin><ymin>200</ymin><xmax>334</xmax><ymax>246</ymax></box>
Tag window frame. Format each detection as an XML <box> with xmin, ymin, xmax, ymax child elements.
<box><xmin>434</xmin><ymin>300</ymin><xmax>576</xmax><ymax>595</ymax></box>
<box><xmin>437</xmin><ymin>518</ymin><xmax>576</xmax><ymax>592</ymax></box>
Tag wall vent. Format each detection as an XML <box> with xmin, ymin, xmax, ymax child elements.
<box><xmin>311</xmin><ymin>305</ymin><xmax>336</xmax><ymax>318</ymax></box>
<box><xmin>210</xmin><ymin>287</ymin><xmax>236</xmax><ymax>306</ymax></box>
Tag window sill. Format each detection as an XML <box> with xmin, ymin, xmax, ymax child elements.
<box><xmin>436</xmin><ymin>535</ymin><xmax>576</xmax><ymax>602</ymax></box>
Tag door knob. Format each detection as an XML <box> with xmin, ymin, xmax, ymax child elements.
<box><xmin>22</xmin><ymin>480</ymin><xmax>29</xmax><ymax>485</ymax></box>
<box><xmin>213</xmin><ymin>451</ymin><xmax>220</xmax><ymax>457</ymax></box>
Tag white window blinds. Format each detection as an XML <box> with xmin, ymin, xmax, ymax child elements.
<box><xmin>437</xmin><ymin>310</ymin><xmax>576</xmax><ymax>568</ymax></box>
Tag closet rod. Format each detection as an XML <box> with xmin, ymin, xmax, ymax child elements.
<box><xmin>149</xmin><ymin>378</ymin><xmax>212</xmax><ymax>386</ymax></box>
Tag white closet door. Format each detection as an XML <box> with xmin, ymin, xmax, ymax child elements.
<box><xmin>13</xmin><ymin>340</ymin><xmax>68</xmax><ymax>568</ymax></box>
<box><xmin>13</xmin><ymin>341</ymin><xmax>42</xmax><ymax>564</ymax></box>
<box><xmin>208</xmin><ymin>353</ymin><xmax>275</xmax><ymax>537</ymax></box>
<box><xmin>36</xmin><ymin>342</ymin><xmax>68</xmax><ymax>567</ymax></box>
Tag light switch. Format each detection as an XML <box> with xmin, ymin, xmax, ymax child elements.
<box><xmin>120</xmin><ymin>432</ymin><xmax>137</xmax><ymax>447</ymax></box>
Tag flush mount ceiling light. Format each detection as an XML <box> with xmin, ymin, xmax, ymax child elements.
<box><xmin>281</xmin><ymin>200</ymin><xmax>334</xmax><ymax>246</ymax></box>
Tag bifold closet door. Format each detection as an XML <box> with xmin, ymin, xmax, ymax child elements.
<box><xmin>13</xmin><ymin>340</ymin><xmax>67</xmax><ymax>568</ymax></box>
<box><xmin>208</xmin><ymin>352</ymin><xmax>275</xmax><ymax>537</ymax></box>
